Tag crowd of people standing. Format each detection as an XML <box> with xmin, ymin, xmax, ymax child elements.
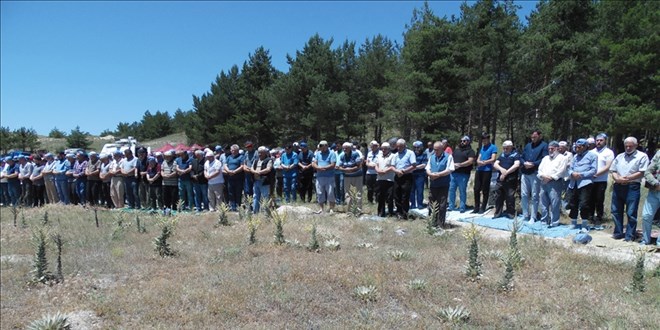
<box><xmin>1</xmin><ymin>131</ymin><xmax>658</xmax><ymax>246</ymax></box>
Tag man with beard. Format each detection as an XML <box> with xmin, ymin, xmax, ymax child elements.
<box><xmin>520</xmin><ymin>129</ymin><xmax>548</xmax><ymax>223</ymax></box>
<box><xmin>449</xmin><ymin>136</ymin><xmax>475</xmax><ymax>213</ymax></box>
<box><xmin>492</xmin><ymin>140</ymin><xmax>521</xmax><ymax>219</ymax></box>
<box><xmin>590</xmin><ymin>133</ymin><xmax>614</xmax><ymax>224</ymax></box>
<box><xmin>410</xmin><ymin>141</ymin><xmax>428</xmax><ymax>210</ymax></box>
<box><xmin>297</xmin><ymin>142</ymin><xmax>315</xmax><ymax>203</ymax></box>
<box><xmin>567</xmin><ymin>139</ymin><xmax>597</xmax><ymax>230</ymax></box>
<box><xmin>364</xmin><ymin>141</ymin><xmax>381</xmax><ymax>204</ymax></box>
<box><xmin>85</xmin><ymin>152</ymin><xmax>101</xmax><ymax>206</ymax></box>
<box><xmin>375</xmin><ymin>142</ymin><xmax>396</xmax><ymax>218</ymax></box>
<box><xmin>393</xmin><ymin>139</ymin><xmax>417</xmax><ymax>220</ymax></box>
<box><xmin>426</xmin><ymin>141</ymin><xmax>454</xmax><ymax>228</ymax></box>
<box><xmin>473</xmin><ymin>133</ymin><xmax>497</xmax><ymax>214</ymax></box>
<box><xmin>537</xmin><ymin>141</ymin><xmax>569</xmax><ymax>227</ymax></box>
<box><xmin>312</xmin><ymin>141</ymin><xmax>337</xmax><ymax>214</ymax></box>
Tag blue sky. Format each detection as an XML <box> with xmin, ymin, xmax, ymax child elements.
<box><xmin>1</xmin><ymin>1</ymin><xmax>537</xmax><ymax>136</ymax></box>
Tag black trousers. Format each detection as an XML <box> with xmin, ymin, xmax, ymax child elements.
<box><xmin>394</xmin><ymin>174</ymin><xmax>413</xmax><ymax>217</ymax></box>
<box><xmin>298</xmin><ymin>171</ymin><xmax>314</xmax><ymax>202</ymax></box>
<box><xmin>429</xmin><ymin>186</ymin><xmax>449</xmax><ymax>228</ymax></box>
<box><xmin>101</xmin><ymin>182</ymin><xmax>113</xmax><ymax>208</ymax></box>
<box><xmin>568</xmin><ymin>185</ymin><xmax>592</xmax><ymax>220</ymax></box>
<box><xmin>494</xmin><ymin>178</ymin><xmax>517</xmax><ymax>216</ymax></box>
<box><xmin>473</xmin><ymin>171</ymin><xmax>492</xmax><ymax>211</ymax></box>
<box><xmin>162</xmin><ymin>185</ymin><xmax>178</xmax><ymax>210</ymax></box>
<box><xmin>148</xmin><ymin>185</ymin><xmax>162</xmax><ymax>209</ymax></box>
<box><xmin>87</xmin><ymin>180</ymin><xmax>101</xmax><ymax>206</ymax></box>
<box><xmin>21</xmin><ymin>179</ymin><xmax>33</xmax><ymax>207</ymax></box>
<box><xmin>366</xmin><ymin>174</ymin><xmax>377</xmax><ymax>203</ymax></box>
<box><xmin>376</xmin><ymin>180</ymin><xmax>394</xmax><ymax>217</ymax></box>
<box><xmin>32</xmin><ymin>184</ymin><xmax>45</xmax><ymax>207</ymax></box>
<box><xmin>590</xmin><ymin>181</ymin><xmax>607</xmax><ymax>221</ymax></box>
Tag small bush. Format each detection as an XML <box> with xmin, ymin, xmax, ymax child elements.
<box><xmin>388</xmin><ymin>249</ymin><xmax>411</xmax><ymax>261</ymax></box>
<box><xmin>436</xmin><ymin>305</ymin><xmax>470</xmax><ymax>324</ymax></box>
<box><xmin>408</xmin><ymin>279</ymin><xmax>427</xmax><ymax>291</ymax></box>
<box><xmin>31</xmin><ymin>227</ymin><xmax>52</xmax><ymax>284</ymax></box>
<box><xmin>27</xmin><ymin>312</ymin><xmax>71</xmax><ymax>330</ymax></box>
<box><xmin>463</xmin><ymin>223</ymin><xmax>482</xmax><ymax>281</ymax></box>
<box><xmin>324</xmin><ymin>239</ymin><xmax>341</xmax><ymax>251</ymax></box>
<box><xmin>215</xmin><ymin>203</ymin><xmax>231</xmax><ymax>227</ymax></box>
<box><xmin>353</xmin><ymin>285</ymin><xmax>378</xmax><ymax>303</ymax></box>
<box><xmin>154</xmin><ymin>218</ymin><xmax>177</xmax><ymax>257</ymax></box>
<box><xmin>631</xmin><ymin>249</ymin><xmax>645</xmax><ymax>292</ymax></box>
<box><xmin>307</xmin><ymin>223</ymin><xmax>320</xmax><ymax>251</ymax></box>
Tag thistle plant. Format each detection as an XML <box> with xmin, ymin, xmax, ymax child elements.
<box><xmin>499</xmin><ymin>254</ymin><xmax>514</xmax><ymax>291</ymax></box>
<box><xmin>42</xmin><ymin>211</ymin><xmax>49</xmax><ymax>226</ymax></box>
<box><xmin>427</xmin><ymin>201</ymin><xmax>440</xmax><ymax>234</ymax></box>
<box><xmin>407</xmin><ymin>279</ymin><xmax>428</xmax><ymax>291</ymax></box>
<box><xmin>388</xmin><ymin>249</ymin><xmax>411</xmax><ymax>261</ymax></box>
<box><xmin>324</xmin><ymin>238</ymin><xmax>341</xmax><ymax>251</ymax></box>
<box><xmin>21</xmin><ymin>209</ymin><xmax>28</xmax><ymax>228</ymax></box>
<box><xmin>135</xmin><ymin>214</ymin><xmax>146</xmax><ymax>233</ymax></box>
<box><xmin>307</xmin><ymin>223</ymin><xmax>320</xmax><ymax>251</ymax></box>
<box><xmin>247</xmin><ymin>216</ymin><xmax>260</xmax><ymax>245</ymax></box>
<box><xmin>508</xmin><ymin>220</ymin><xmax>523</xmax><ymax>269</ymax></box>
<box><xmin>463</xmin><ymin>223</ymin><xmax>482</xmax><ymax>281</ymax></box>
<box><xmin>176</xmin><ymin>199</ymin><xmax>185</xmax><ymax>213</ymax></box>
<box><xmin>346</xmin><ymin>186</ymin><xmax>361</xmax><ymax>217</ymax></box>
<box><xmin>238</xmin><ymin>196</ymin><xmax>254</xmax><ymax>222</ymax></box>
<box><xmin>436</xmin><ymin>305</ymin><xmax>470</xmax><ymax>324</ymax></box>
<box><xmin>111</xmin><ymin>215</ymin><xmax>128</xmax><ymax>241</ymax></box>
<box><xmin>272</xmin><ymin>209</ymin><xmax>287</xmax><ymax>245</ymax></box>
<box><xmin>31</xmin><ymin>227</ymin><xmax>52</xmax><ymax>284</ymax></box>
<box><xmin>353</xmin><ymin>285</ymin><xmax>378</xmax><ymax>303</ymax></box>
<box><xmin>215</xmin><ymin>203</ymin><xmax>231</xmax><ymax>227</ymax></box>
<box><xmin>27</xmin><ymin>312</ymin><xmax>71</xmax><ymax>330</ymax></box>
<box><xmin>154</xmin><ymin>217</ymin><xmax>177</xmax><ymax>257</ymax></box>
<box><xmin>631</xmin><ymin>249</ymin><xmax>646</xmax><ymax>292</ymax></box>
<box><xmin>51</xmin><ymin>233</ymin><xmax>64</xmax><ymax>283</ymax></box>
<box><xmin>11</xmin><ymin>206</ymin><xmax>19</xmax><ymax>227</ymax></box>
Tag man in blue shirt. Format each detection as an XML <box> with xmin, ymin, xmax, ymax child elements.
<box><xmin>337</xmin><ymin>142</ymin><xmax>363</xmax><ymax>212</ymax></box>
<box><xmin>492</xmin><ymin>140</ymin><xmax>521</xmax><ymax>219</ymax></box>
<box><xmin>426</xmin><ymin>141</ymin><xmax>455</xmax><ymax>228</ymax></box>
<box><xmin>410</xmin><ymin>141</ymin><xmax>428</xmax><ymax>209</ymax></box>
<box><xmin>52</xmin><ymin>152</ymin><xmax>71</xmax><ymax>205</ymax></box>
<box><xmin>297</xmin><ymin>142</ymin><xmax>315</xmax><ymax>203</ymax></box>
<box><xmin>393</xmin><ymin>139</ymin><xmax>417</xmax><ymax>219</ymax></box>
<box><xmin>567</xmin><ymin>138</ymin><xmax>598</xmax><ymax>230</ymax></box>
<box><xmin>243</xmin><ymin>141</ymin><xmax>257</xmax><ymax>198</ymax></box>
<box><xmin>175</xmin><ymin>150</ymin><xmax>193</xmax><ymax>211</ymax></box>
<box><xmin>280</xmin><ymin>143</ymin><xmax>299</xmax><ymax>203</ymax></box>
<box><xmin>473</xmin><ymin>133</ymin><xmax>497</xmax><ymax>214</ymax></box>
<box><xmin>313</xmin><ymin>141</ymin><xmax>337</xmax><ymax>214</ymax></box>
<box><xmin>520</xmin><ymin>129</ymin><xmax>549</xmax><ymax>223</ymax></box>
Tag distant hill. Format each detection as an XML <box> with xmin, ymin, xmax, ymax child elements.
<box><xmin>37</xmin><ymin>132</ymin><xmax>188</xmax><ymax>153</ymax></box>
<box><xmin>139</xmin><ymin>132</ymin><xmax>189</xmax><ymax>150</ymax></box>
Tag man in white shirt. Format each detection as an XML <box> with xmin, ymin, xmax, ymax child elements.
<box><xmin>204</xmin><ymin>151</ymin><xmax>225</xmax><ymax>212</ymax></box>
<box><xmin>375</xmin><ymin>142</ymin><xmax>396</xmax><ymax>217</ymax></box>
<box><xmin>590</xmin><ymin>133</ymin><xmax>614</xmax><ymax>224</ymax></box>
<box><xmin>537</xmin><ymin>141</ymin><xmax>569</xmax><ymax>227</ymax></box>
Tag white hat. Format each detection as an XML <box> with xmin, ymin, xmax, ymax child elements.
<box><xmin>205</xmin><ymin>151</ymin><xmax>214</xmax><ymax>157</ymax></box>
<box><xmin>502</xmin><ymin>140</ymin><xmax>513</xmax><ymax>147</ymax></box>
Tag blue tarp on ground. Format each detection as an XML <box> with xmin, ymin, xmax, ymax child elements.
<box><xmin>455</xmin><ymin>216</ymin><xmax>582</xmax><ymax>238</ymax></box>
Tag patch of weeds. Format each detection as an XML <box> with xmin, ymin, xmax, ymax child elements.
<box><xmin>353</xmin><ymin>285</ymin><xmax>378</xmax><ymax>303</ymax></box>
<box><xmin>346</xmin><ymin>186</ymin><xmax>361</xmax><ymax>217</ymax></box>
<box><xmin>356</xmin><ymin>242</ymin><xmax>376</xmax><ymax>249</ymax></box>
<box><xmin>369</xmin><ymin>226</ymin><xmax>383</xmax><ymax>234</ymax></box>
<box><xmin>51</xmin><ymin>233</ymin><xmax>64</xmax><ymax>283</ymax></box>
<box><xmin>215</xmin><ymin>203</ymin><xmax>231</xmax><ymax>227</ymax></box>
<box><xmin>175</xmin><ymin>199</ymin><xmax>185</xmax><ymax>214</ymax></box>
<box><xmin>11</xmin><ymin>206</ymin><xmax>19</xmax><ymax>227</ymax></box>
<box><xmin>427</xmin><ymin>201</ymin><xmax>439</xmax><ymax>234</ymax></box>
<box><xmin>285</xmin><ymin>239</ymin><xmax>301</xmax><ymax>248</ymax></box>
<box><xmin>247</xmin><ymin>215</ymin><xmax>261</xmax><ymax>245</ymax></box>
<box><xmin>135</xmin><ymin>214</ymin><xmax>146</xmax><ymax>233</ymax></box>
<box><xmin>463</xmin><ymin>223</ymin><xmax>482</xmax><ymax>281</ymax></box>
<box><xmin>436</xmin><ymin>305</ymin><xmax>470</xmax><ymax>324</ymax></box>
<box><xmin>388</xmin><ymin>249</ymin><xmax>411</xmax><ymax>261</ymax></box>
<box><xmin>42</xmin><ymin>211</ymin><xmax>49</xmax><ymax>226</ymax></box>
<box><xmin>27</xmin><ymin>311</ymin><xmax>71</xmax><ymax>330</ymax></box>
<box><xmin>324</xmin><ymin>238</ymin><xmax>341</xmax><ymax>251</ymax></box>
<box><xmin>30</xmin><ymin>226</ymin><xmax>53</xmax><ymax>284</ymax></box>
<box><xmin>307</xmin><ymin>223</ymin><xmax>320</xmax><ymax>251</ymax></box>
<box><xmin>631</xmin><ymin>249</ymin><xmax>645</xmax><ymax>292</ymax></box>
<box><xmin>499</xmin><ymin>254</ymin><xmax>515</xmax><ymax>292</ymax></box>
<box><xmin>508</xmin><ymin>220</ymin><xmax>523</xmax><ymax>269</ymax></box>
<box><xmin>272</xmin><ymin>208</ymin><xmax>287</xmax><ymax>245</ymax></box>
<box><xmin>154</xmin><ymin>217</ymin><xmax>177</xmax><ymax>257</ymax></box>
<box><xmin>111</xmin><ymin>215</ymin><xmax>129</xmax><ymax>241</ymax></box>
<box><xmin>407</xmin><ymin>279</ymin><xmax>427</xmax><ymax>292</ymax></box>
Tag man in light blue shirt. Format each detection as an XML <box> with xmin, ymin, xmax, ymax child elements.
<box><xmin>393</xmin><ymin>139</ymin><xmax>417</xmax><ymax>219</ymax></box>
<box><xmin>313</xmin><ymin>141</ymin><xmax>337</xmax><ymax>214</ymax></box>
<box><xmin>567</xmin><ymin>138</ymin><xmax>597</xmax><ymax>229</ymax></box>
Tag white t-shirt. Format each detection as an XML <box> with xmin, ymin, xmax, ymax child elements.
<box><xmin>375</xmin><ymin>152</ymin><xmax>396</xmax><ymax>182</ymax></box>
<box><xmin>593</xmin><ymin>147</ymin><xmax>614</xmax><ymax>182</ymax></box>
<box><xmin>205</xmin><ymin>158</ymin><xmax>224</xmax><ymax>185</ymax></box>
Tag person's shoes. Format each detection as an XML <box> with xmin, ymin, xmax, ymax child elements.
<box><xmin>479</xmin><ymin>208</ymin><xmax>486</xmax><ymax>214</ymax></box>
<box><xmin>528</xmin><ymin>218</ymin><xmax>536</xmax><ymax>224</ymax></box>
<box><xmin>548</xmin><ymin>221</ymin><xmax>560</xmax><ymax>228</ymax></box>
<box><xmin>314</xmin><ymin>209</ymin><xmax>323</xmax><ymax>215</ymax></box>
<box><xmin>471</xmin><ymin>209</ymin><xmax>481</xmax><ymax>214</ymax></box>
<box><xmin>611</xmin><ymin>234</ymin><xmax>624</xmax><ymax>240</ymax></box>
<box><xmin>459</xmin><ymin>209</ymin><xmax>467</xmax><ymax>213</ymax></box>
<box><xmin>492</xmin><ymin>213</ymin><xmax>502</xmax><ymax>219</ymax></box>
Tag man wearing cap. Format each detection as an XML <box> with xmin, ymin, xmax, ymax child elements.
<box><xmin>224</xmin><ymin>144</ymin><xmax>245</xmax><ymax>211</ymax></box>
<box><xmin>18</xmin><ymin>155</ymin><xmax>34</xmax><ymax>207</ymax></box>
<box><xmin>205</xmin><ymin>150</ymin><xmax>224</xmax><ymax>212</ymax></box>
<box><xmin>280</xmin><ymin>143</ymin><xmax>299</xmax><ymax>203</ymax></box>
<box><xmin>449</xmin><ymin>136</ymin><xmax>476</xmax><ymax>213</ymax></box>
<box><xmin>71</xmin><ymin>152</ymin><xmax>88</xmax><ymax>205</ymax></box>
<box><xmin>312</xmin><ymin>141</ymin><xmax>337</xmax><ymax>214</ymax></box>
<box><xmin>98</xmin><ymin>153</ymin><xmax>113</xmax><ymax>208</ymax></box>
<box><xmin>2</xmin><ymin>157</ymin><xmax>20</xmax><ymax>206</ymax></box>
<box><xmin>136</xmin><ymin>148</ymin><xmax>149</xmax><ymax>209</ymax></box>
<box><xmin>640</xmin><ymin>150</ymin><xmax>660</xmax><ymax>246</ymax></box>
<box><xmin>41</xmin><ymin>153</ymin><xmax>59</xmax><ymax>204</ymax></box>
<box><xmin>375</xmin><ymin>142</ymin><xmax>397</xmax><ymax>217</ymax></box>
<box><xmin>610</xmin><ymin>137</ymin><xmax>649</xmax><ymax>241</ymax></box>
<box><xmin>364</xmin><ymin>141</ymin><xmax>381</xmax><ymax>204</ymax></box>
<box><xmin>410</xmin><ymin>141</ymin><xmax>428</xmax><ymax>209</ymax></box>
<box><xmin>191</xmin><ymin>149</ymin><xmax>209</xmax><ymax>212</ymax></box>
<box><xmin>297</xmin><ymin>142</ymin><xmax>315</xmax><ymax>203</ymax></box>
<box><xmin>492</xmin><ymin>140</ymin><xmax>521</xmax><ymax>219</ymax></box>
<box><xmin>590</xmin><ymin>133</ymin><xmax>614</xmax><ymax>225</ymax></box>
<box><xmin>29</xmin><ymin>155</ymin><xmax>46</xmax><ymax>207</ymax></box>
<box><xmin>243</xmin><ymin>141</ymin><xmax>257</xmax><ymax>199</ymax></box>
<box><xmin>337</xmin><ymin>141</ymin><xmax>364</xmax><ymax>212</ymax></box>
<box><xmin>520</xmin><ymin>129</ymin><xmax>549</xmax><ymax>223</ymax></box>
<box><xmin>567</xmin><ymin>138</ymin><xmax>598</xmax><ymax>230</ymax></box>
<box><xmin>121</xmin><ymin>149</ymin><xmax>140</xmax><ymax>209</ymax></box>
<box><xmin>85</xmin><ymin>152</ymin><xmax>101</xmax><ymax>206</ymax></box>
<box><xmin>109</xmin><ymin>151</ymin><xmax>125</xmax><ymax>208</ymax></box>
<box><xmin>537</xmin><ymin>141</ymin><xmax>569</xmax><ymax>226</ymax></box>
<box><xmin>160</xmin><ymin>150</ymin><xmax>178</xmax><ymax>210</ymax></box>
<box><xmin>245</xmin><ymin>146</ymin><xmax>274</xmax><ymax>213</ymax></box>
<box><xmin>53</xmin><ymin>152</ymin><xmax>71</xmax><ymax>205</ymax></box>
<box><xmin>392</xmin><ymin>139</ymin><xmax>417</xmax><ymax>219</ymax></box>
<box><xmin>473</xmin><ymin>133</ymin><xmax>498</xmax><ymax>214</ymax></box>
<box><xmin>426</xmin><ymin>140</ymin><xmax>455</xmax><ymax>228</ymax></box>
<box><xmin>145</xmin><ymin>156</ymin><xmax>162</xmax><ymax>210</ymax></box>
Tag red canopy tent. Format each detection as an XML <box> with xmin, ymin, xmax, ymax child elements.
<box><xmin>154</xmin><ymin>143</ymin><xmax>175</xmax><ymax>153</ymax></box>
<box><xmin>190</xmin><ymin>143</ymin><xmax>204</xmax><ymax>150</ymax></box>
<box><xmin>174</xmin><ymin>143</ymin><xmax>191</xmax><ymax>152</ymax></box>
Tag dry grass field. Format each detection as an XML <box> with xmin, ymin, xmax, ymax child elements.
<box><xmin>1</xmin><ymin>203</ymin><xmax>658</xmax><ymax>329</ymax></box>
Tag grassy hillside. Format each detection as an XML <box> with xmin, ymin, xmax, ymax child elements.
<box><xmin>36</xmin><ymin>132</ymin><xmax>188</xmax><ymax>153</ymax></box>
<box><xmin>1</xmin><ymin>204</ymin><xmax>658</xmax><ymax>329</ymax></box>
